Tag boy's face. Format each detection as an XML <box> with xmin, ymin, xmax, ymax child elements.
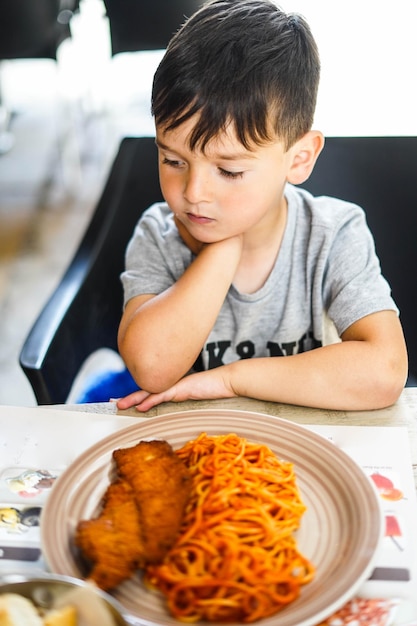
<box><xmin>155</xmin><ymin>115</ymin><xmax>295</xmax><ymax>244</ymax></box>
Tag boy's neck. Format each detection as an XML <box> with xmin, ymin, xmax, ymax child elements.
<box><xmin>233</xmin><ymin>198</ymin><xmax>288</xmax><ymax>294</ymax></box>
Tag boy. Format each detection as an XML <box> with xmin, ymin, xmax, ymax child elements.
<box><xmin>117</xmin><ymin>0</ymin><xmax>407</xmax><ymax>413</ymax></box>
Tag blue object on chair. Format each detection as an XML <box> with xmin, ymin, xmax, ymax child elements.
<box><xmin>76</xmin><ymin>367</ymin><xmax>139</xmax><ymax>403</ymax></box>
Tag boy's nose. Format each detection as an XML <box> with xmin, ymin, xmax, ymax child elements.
<box><xmin>183</xmin><ymin>169</ymin><xmax>210</xmax><ymax>204</ymax></box>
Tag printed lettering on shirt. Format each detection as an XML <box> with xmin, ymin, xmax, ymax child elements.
<box><xmin>205</xmin><ymin>331</ymin><xmax>322</xmax><ymax>368</ymax></box>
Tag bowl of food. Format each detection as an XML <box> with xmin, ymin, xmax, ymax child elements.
<box><xmin>0</xmin><ymin>573</ymin><xmax>132</xmax><ymax>625</ymax></box>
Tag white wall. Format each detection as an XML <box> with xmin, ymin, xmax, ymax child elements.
<box><xmin>278</xmin><ymin>0</ymin><xmax>417</xmax><ymax>136</ymax></box>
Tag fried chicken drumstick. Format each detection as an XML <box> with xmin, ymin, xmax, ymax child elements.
<box><xmin>74</xmin><ymin>440</ymin><xmax>191</xmax><ymax>590</ymax></box>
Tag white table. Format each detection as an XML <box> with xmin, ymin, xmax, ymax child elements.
<box><xmin>1</xmin><ymin>388</ymin><xmax>417</xmax><ymax>624</ymax></box>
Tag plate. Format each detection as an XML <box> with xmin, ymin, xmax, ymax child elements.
<box><xmin>41</xmin><ymin>410</ymin><xmax>382</xmax><ymax>626</ymax></box>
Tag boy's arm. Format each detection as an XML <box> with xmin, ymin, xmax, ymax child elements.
<box><xmin>118</xmin><ymin>234</ymin><xmax>243</xmax><ymax>393</ymax></box>
<box><xmin>117</xmin><ymin>309</ymin><xmax>408</xmax><ymax>411</ymax></box>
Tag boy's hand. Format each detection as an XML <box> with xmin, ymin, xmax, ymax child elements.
<box><xmin>116</xmin><ymin>368</ymin><xmax>237</xmax><ymax>413</ymax></box>
<box><xmin>174</xmin><ymin>215</ymin><xmax>205</xmax><ymax>255</ymax></box>
<box><xmin>174</xmin><ymin>215</ymin><xmax>245</xmax><ymax>256</ymax></box>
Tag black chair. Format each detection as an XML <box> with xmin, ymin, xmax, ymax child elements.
<box><xmin>0</xmin><ymin>0</ymin><xmax>79</xmax><ymax>153</ymax></box>
<box><xmin>20</xmin><ymin>137</ymin><xmax>161</xmax><ymax>404</ymax></box>
<box><xmin>0</xmin><ymin>1</ymin><xmax>78</xmax><ymax>63</ymax></box>
<box><xmin>19</xmin><ymin>136</ymin><xmax>417</xmax><ymax>404</ymax></box>
<box><xmin>103</xmin><ymin>0</ymin><xmax>201</xmax><ymax>56</ymax></box>
<box><xmin>302</xmin><ymin>137</ymin><xmax>417</xmax><ymax>384</ymax></box>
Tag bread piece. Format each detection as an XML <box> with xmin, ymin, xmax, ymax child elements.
<box><xmin>0</xmin><ymin>593</ymin><xmax>43</xmax><ymax>626</ymax></box>
<box><xmin>43</xmin><ymin>605</ymin><xmax>77</xmax><ymax>626</ymax></box>
<box><xmin>53</xmin><ymin>585</ymin><xmax>116</xmax><ymax>626</ymax></box>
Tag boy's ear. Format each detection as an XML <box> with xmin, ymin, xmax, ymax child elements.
<box><xmin>286</xmin><ymin>131</ymin><xmax>324</xmax><ymax>185</ymax></box>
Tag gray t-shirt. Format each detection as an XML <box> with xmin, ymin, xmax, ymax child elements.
<box><xmin>121</xmin><ymin>184</ymin><xmax>397</xmax><ymax>370</ymax></box>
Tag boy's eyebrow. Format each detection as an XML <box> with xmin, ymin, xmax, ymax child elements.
<box><xmin>155</xmin><ymin>137</ymin><xmax>257</xmax><ymax>161</ymax></box>
<box><xmin>213</xmin><ymin>151</ymin><xmax>257</xmax><ymax>161</ymax></box>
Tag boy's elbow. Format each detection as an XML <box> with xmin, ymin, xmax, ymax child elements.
<box><xmin>376</xmin><ymin>377</ymin><xmax>405</xmax><ymax>409</ymax></box>
<box><xmin>135</xmin><ymin>364</ymin><xmax>177</xmax><ymax>394</ymax></box>
<box><xmin>119</xmin><ymin>343</ymin><xmax>179</xmax><ymax>394</ymax></box>
<box><xmin>370</xmin><ymin>356</ymin><xmax>408</xmax><ymax>409</ymax></box>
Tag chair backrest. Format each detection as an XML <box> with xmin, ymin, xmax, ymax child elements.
<box><xmin>103</xmin><ymin>0</ymin><xmax>201</xmax><ymax>56</ymax></box>
<box><xmin>302</xmin><ymin>136</ymin><xmax>417</xmax><ymax>382</ymax></box>
<box><xmin>20</xmin><ymin>135</ymin><xmax>417</xmax><ymax>404</ymax></box>
<box><xmin>0</xmin><ymin>1</ymin><xmax>77</xmax><ymax>61</ymax></box>
<box><xmin>19</xmin><ymin>137</ymin><xmax>161</xmax><ymax>404</ymax></box>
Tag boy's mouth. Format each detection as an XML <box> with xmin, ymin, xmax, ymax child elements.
<box><xmin>186</xmin><ymin>212</ymin><xmax>214</xmax><ymax>225</ymax></box>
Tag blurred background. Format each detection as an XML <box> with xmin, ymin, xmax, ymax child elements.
<box><xmin>1</xmin><ymin>0</ymin><xmax>416</xmax><ymax>406</ymax></box>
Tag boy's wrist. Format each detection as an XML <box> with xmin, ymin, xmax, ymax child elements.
<box><xmin>174</xmin><ymin>215</ymin><xmax>204</xmax><ymax>254</ymax></box>
<box><xmin>175</xmin><ymin>215</ymin><xmax>243</xmax><ymax>259</ymax></box>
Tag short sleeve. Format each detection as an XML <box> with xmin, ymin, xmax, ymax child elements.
<box><xmin>324</xmin><ymin>204</ymin><xmax>398</xmax><ymax>335</ymax></box>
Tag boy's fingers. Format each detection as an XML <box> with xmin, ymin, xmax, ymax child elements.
<box><xmin>116</xmin><ymin>390</ymin><xmax>150</xmax><ymax>409</ymax></box>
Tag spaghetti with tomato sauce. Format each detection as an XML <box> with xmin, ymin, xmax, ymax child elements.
<box><xmin>145</xmin><ymin>432</ymin><xmax>314</xmax><ymax>623</ymax></box>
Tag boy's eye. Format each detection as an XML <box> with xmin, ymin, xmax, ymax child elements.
<box><xmin>162</xmin><ymin>157</ymin><xmax>244</xmax><ymax>179</ymax></box>
<box><xmin>219</xmin><ymin>167</ymin><xmax>244</xmax><ymax>179</ymax></box>
<box><xmin>162</xmin><ymin>157</ymin><xmax>183</xmax><ymax>168</ymax></box>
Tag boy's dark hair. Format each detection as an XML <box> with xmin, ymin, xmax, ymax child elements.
<box><xmin>151</xmin><ymin>0</ymin><xmax>320</xmax><ymax>151</ymax></box>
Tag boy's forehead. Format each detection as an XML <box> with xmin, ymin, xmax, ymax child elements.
<box><xmin>156</xmin><ymin>117</ymin><xmax>283</xmax><ymax>158</ymax></box>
